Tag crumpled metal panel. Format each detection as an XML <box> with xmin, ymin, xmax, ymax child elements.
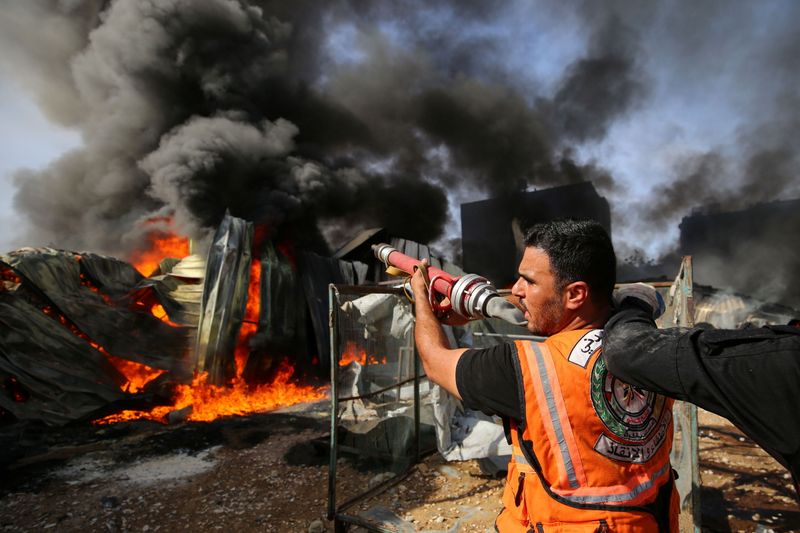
<box><xmin>0</xmin><ymin>294</ymin><xmax>127</xmax><ymax>426</ymax></box>
<box><xmin>169</xmin><ymin>254</ymin><xmax>206</xmax><ymax>280</ymax></box>
<box><xmin>657</xmin><ymin>257</ymin><xmax>700</xmax><ymax>532</ymax></box>
<box><xmin>78</xmin><ymin>252</ymin><xmax>144</xmax><ymax>297</ymax></box>
<box><xmin>131</xmin><ymin>255</ymin><xmax>205</xmax><ymax>331</ymax></box>
<box><xmin>299</xmin><ymin>251</ymin><xmax>367</xmax><ymax>376</ymax></box>
<box><xmin>1</xmin><ymin>249</ymin><xmax>186</xmax><ymax>370</ymax></box>
<box><xmin>194</xmin><ymin>214</ymin><xmax>253</xmax><ymax>385</ymax></box>
<box><xmin>259</xmin><ymin>241</ymin><xmax>298</xmax><ymax>342</ymax></box>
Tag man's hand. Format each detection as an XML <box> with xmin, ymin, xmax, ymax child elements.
<box><xmin>410</xmin><ymin>259</ymin><xmax>431</xmax><ymax>305</ymax></box>
<box><xmin>411</xmin><ymin>260</ymin><xmax>469</xmax><ymax>326</ymax></box>
<box><xmin>614</xmin><ymin>282</ymin><xmax>666</xmax><ymax>319</ymax></box>
<box><xmin>410</xmin><ymin>260</ymin><xmax>467</xmax><ymax>400</ymax></box>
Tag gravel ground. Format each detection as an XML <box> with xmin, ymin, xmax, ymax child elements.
<box><xmin>0</xmin><ymin>405</ymin><xmax>797</xmax><ymax>532</ymax></box>
<box><xmin>696</xmin><ymin>410</ymin><xmax>799</xmax><ymax>531</ymax></box>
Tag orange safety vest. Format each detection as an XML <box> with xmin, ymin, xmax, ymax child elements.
<box><xmin>496</xmin><ymin>329</ymin><xmax>679</xmax><ymax>532</ymax></box>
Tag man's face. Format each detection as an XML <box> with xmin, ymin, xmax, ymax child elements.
<box><xmin>511</xmin><ymin>247</ymin><xmax>566</xmax><ymax>336</ymax></box>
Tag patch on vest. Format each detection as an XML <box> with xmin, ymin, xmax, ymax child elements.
<box><xmin>567</xmin><ymin>329</ymin><xmax>604</xmax><ymax>368</ymax></box>
<box><xmin>590</xmin><ymin>356</ymin><xmax>670</xmax><ymax>463</ymax></box>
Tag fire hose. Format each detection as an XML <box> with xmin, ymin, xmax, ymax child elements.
<box><xmin>372</xmin><ymin>243</ymin><xmax>526</xmax><ymax>326</ymax></box>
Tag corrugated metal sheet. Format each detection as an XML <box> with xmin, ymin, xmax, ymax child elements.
<box><xmin>166</xmin><ymin>255</ymin><xmax>205</xmax><ymax>329</ymax></box>
<box><xmin>333</xmin><ymin>228</ymin><xmax>385</xmax><ymax>260</ymax></box>
<box><xmin>194</xmin><ymin>214</ymin><xmax>253</xmax><ymax>385</ymax></box>
<box><xmin>300</xmin><ymin>251</ymin><xmax>367</xmax><ymax>375</ymax></box>
<box><xmin>0</xmin><ymin>249</ymin><xmax>188</xmax><ymax>426</ymax></box>
<box><xmin>169</xmin><ymin>254</ymin><xmax>206</xmax><ymax>280</ymax></box>
<box><xmin>694</xmin><ymin>292</ymin><xmax>748</xmax><ymax>329</ymax></box>
<box><xmin>0</xmin><ymin>294</ymin><xmax>129</xmax><ymax>426</ymax></box>
<box><xmin>1</xmin><ymin>248</ymin><xmax>185</xmax><ymax>369</ymax></box>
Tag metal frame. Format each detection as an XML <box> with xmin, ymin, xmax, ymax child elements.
<box><xmin>327</xmin><ymin>284</ymin><xmax>422</xmax><ymax>533</ymax></box>
<box><xmin>653</xmin><ymin>256</ymin><xmax>700</xmax><ymax>532</ymax></box>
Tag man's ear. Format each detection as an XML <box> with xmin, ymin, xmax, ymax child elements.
<box><xmin>564</xmin><ymin>281</ymin><xmax>589</xmax><ymax>310</ymax></box>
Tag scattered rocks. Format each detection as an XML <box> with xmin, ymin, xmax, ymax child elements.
<box><xmin>100</xmin><ymin>496</ymin><xmax>119</xmax><ymax>509</ymax></box>
<box><xmin>368</xmin><ymin>472</ymin><xmax>395</xmax><ymax>488</ymax></box>
<box><xmin>437</xmin><ymin>465</ymin><xmax>460</xmax><ymax>478</ymax></box>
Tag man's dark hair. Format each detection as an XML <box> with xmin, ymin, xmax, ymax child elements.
<box><xmin>524</xmin><ymin>219</ymin><xmax>616</xmax><ymax>303</ymax></box>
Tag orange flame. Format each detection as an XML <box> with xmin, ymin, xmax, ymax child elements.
<box><xmin>234</xmin><ymin>259</ymin><xmax>262</xmax><ymax>376</ymax></box>
<box><xmin>339</xmin><ymin>341</ymin><xmax>387</xmax><ymax>366</ymax></box>
<box><xmin>94</xmin><ymin>256</ymin><xmax>330</xmax><ymax>425</ymax></box>
<box><xmin>150</xmin><ymin>303</ymin><xmax>182</xmax><ymax>327</ymax></box>
<box><xmin>79</xmin><ymin>273</ymin><xmax>114</xmax><ymax>305</ymax></box>
<box><xmin>107</xmin><ymin>355</ymin><xmax>165</xmax><ymax>393</ymax></box>
<box><xmin>129</xmin><ymin>227</ymin><xmax>190</xmax><ymax>277</ymax></box>
<box><xmin>1</xmin><ymin>266</ymin><xmax>21</xmax><ymax>285</ymax></box>
<box><xmin>95</xmin><ymin>359</ymin><xmax>328</xmax><ymax>424</ymax></box>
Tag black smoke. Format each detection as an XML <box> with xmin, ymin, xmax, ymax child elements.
<box><xmin>0</xmin><ymin>0</ymin><xmax>644</xmax><ymax>256</ymax></box>
<box><xmin>626</xmin><ymin>1</ymin><xmax>800</xmax><ymax>225</ymax></box>
<box><xmin>610</xmin><ymin>1</ymin><xmax>800</xmax><ymax>304</ymax></box>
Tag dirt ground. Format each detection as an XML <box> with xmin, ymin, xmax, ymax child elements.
<box><xmin>0</xmin><ymin>404</ymin><xmax>798</xmax><ymax>533</ymax></box>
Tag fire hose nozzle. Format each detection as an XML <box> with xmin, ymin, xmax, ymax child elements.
<box><xmin>371</xmin><ymin>243</ymin><xmax>526</xmax><ymax>326</ymax></box>
<box><xmin>372</xmin><ymin>243</ymin><xmax>396</xmax><ymax>266</ymax></box>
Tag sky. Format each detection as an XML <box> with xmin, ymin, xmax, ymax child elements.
<box><xmin>0</xmin><ymin>0</ymin><xmax>798</xmax><ymax>261</ymax></box>
<box><xmin>0</xmin><ymin>77</ymin><xmax>81</xmax><ymax>251</ymax></box>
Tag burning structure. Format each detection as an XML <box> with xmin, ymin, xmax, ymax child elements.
<box><xmin>0</xmin><ymin>248</ymin><xmax>185</xmax><ymax>425</ymax></box>
<box><xmin>0</xmin><ymin>208</ymin><xmax>470</xmax><ymax>430</ymax></box>
<box><xmin>0</xmin><ymin>215</ymin><xmax>326</xmax><ymax>428</ymax></box>
<box><xmin>3</xmin><ymin>0</ymin><xmax>629</xmax><ymax>431</ymax></box>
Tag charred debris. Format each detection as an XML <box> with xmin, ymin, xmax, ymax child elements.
<box><xmin>0</xmin><ymin>214</ymin><xmax>453</xmax><ymax>441</ymax></box>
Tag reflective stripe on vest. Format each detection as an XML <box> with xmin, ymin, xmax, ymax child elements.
<box><xmin>516</xmin><ymin>436</ymin><xmax>670</xmax><ymax>501</ymax></box>
<box><xmin>518</xmin><ymin>339</ymin><xmax>669</xmax><ymax>505</ymax></box>
<box><xmin>520</xmin><ymin>341</ymin><xmax>587</xmax><ymax>489</ymax></box>
<box><xmin>529</xmin><ymin>341</ymin><xmax>583</xmax><ymax>489</ymax></box>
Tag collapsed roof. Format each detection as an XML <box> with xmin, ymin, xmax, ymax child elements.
<box><xmin>0</xmin><ymin>249</ymin><xmax>189</xmax><ymax>426</ymax></box>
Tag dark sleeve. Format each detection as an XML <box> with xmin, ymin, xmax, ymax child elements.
<box><xmin>604</xmin><ymin>300</ymin><xmax>798</xmax><ymax>424</ymax></box>
<box><xmin>455</xmin><ymin>342</ymin><xmax>522</xmax><ymax>420</ymax></box>
<box><xmin>602</xmin><ymin>299</ymin><xmax>687</xmax><ymax>399</ymax></box>
<box><xmin>606</xmin><ymin>300</ymin><xmax>800</xmax><ymax>481</ymax></box>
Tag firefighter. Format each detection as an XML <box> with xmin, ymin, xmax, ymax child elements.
<box><xmin>604</xmin><ymin>285</ymin><xmax>800</xmax><ymax>498</ymax></box>
<box><xmin>411</xmin><ymin>219</ymin><xmax>678</xmax><ymax>532</ymax></box>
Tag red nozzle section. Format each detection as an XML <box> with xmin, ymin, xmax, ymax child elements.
<box><xmin>372</xmin><ymin>243</ymin><xmax>524</xmax><ymax>325</ymax></box>
<box><xmin>372</xmin><ymin>243</ymin><xmax>456</xmax><ymax>299</ymax></box>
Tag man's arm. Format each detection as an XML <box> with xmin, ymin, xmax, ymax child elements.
<box><xmin>607</xmin><ymin>286</ymin><xmax>800</xmax><ymax>498</ymax></box>
<box><xmin>410</xmin><ymin>262</ymin><xmax>466</xmax><ymax>400</ymax></box>
<box><xmin>602</xmin><ymin>299</ymin><xmax>687</xmax><ymax>399</ymax></box>
<box><xmin>606</xmin><ymin>298</ymin><xmax>800</xmax><ymax>492</ymax></box>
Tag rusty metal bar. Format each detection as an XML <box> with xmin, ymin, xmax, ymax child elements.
<box><xmin>327</xmin><ymin>284</ymin><xmax>339</xmax><ymax>521</ymax></box>
<box><xmin>336</xmin><ymin>376</ymin><xmax>419</xmax><ymax>403</ymax></box>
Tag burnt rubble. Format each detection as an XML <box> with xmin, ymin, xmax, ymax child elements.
<box><xmin>0</xmin><ymin>249</ymin><xmax>189</xmax><ymax>427</ymax></box>
<box><xmin>0</xmin><ymin>213</ymin><xmax>456</xmax><ymax>432</ymax></box>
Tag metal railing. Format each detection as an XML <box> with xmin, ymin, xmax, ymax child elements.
<box><xmin>327</xmin><ymin>284</ymin><xmax>427</xmax><ymax>532</ymax></box>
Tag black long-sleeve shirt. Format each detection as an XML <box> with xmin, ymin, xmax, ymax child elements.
<box><xmin>603</xmin><ymin>299</ymin><xmax>800</xmax><ymax>495</ymax></box>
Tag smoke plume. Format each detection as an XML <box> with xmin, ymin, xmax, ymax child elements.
<box><xmin>0</xmin><ymin>0</ymin><xmax>642</xmax><ymax>256</ymax></box>
<box><xmin>625</xmin><ymin>1</ymin><xmax>800</xmax><ymax>224</ymax></box>
<box><xmin>2</xmin><ymin>0</ymin><xmax>799</xmax><ymax>308</ymax></box>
